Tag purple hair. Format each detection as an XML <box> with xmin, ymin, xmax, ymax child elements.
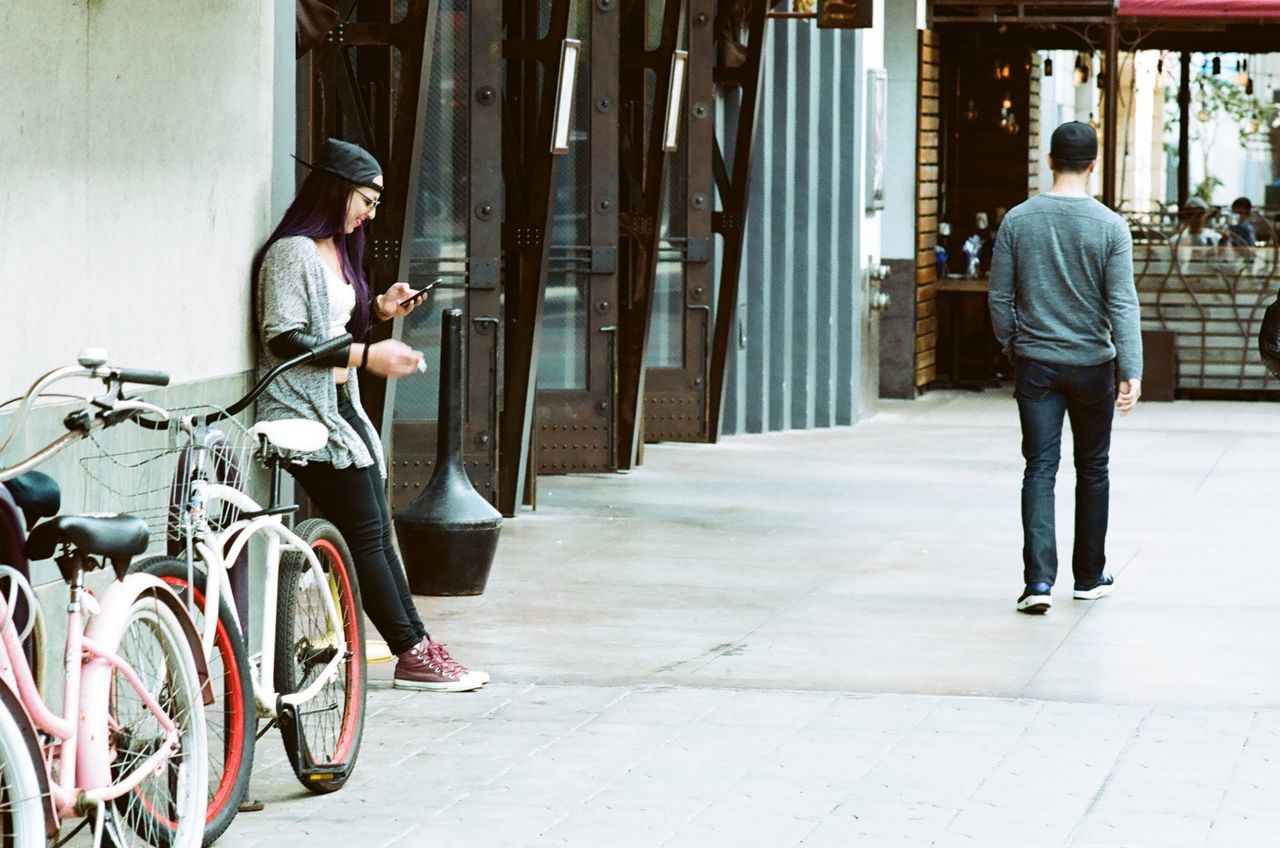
<box><xmin>252</xmin><ymin>170</ymin><xmax>372</xmax><ymax>341</ymax></box>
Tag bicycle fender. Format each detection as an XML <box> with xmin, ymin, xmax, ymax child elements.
<box><xmin>0</xmin><ymin>675</ymin><xmax>58</xmax><ymax>836</ymax></box>
<box><xmin>78</xmin><ymin>574</ymin><xmax>214</xmax><ymax>790</ymax></box>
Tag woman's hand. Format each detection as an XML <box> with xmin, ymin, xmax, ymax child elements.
<box><xmin>364</xmin><ymin>339</ymin><xmax>424</xmax><ymax>378</ymax></box>
<box><xmin>376</xmin><ymin>282</ymin><xmax>425</xmax><ymax>320</ymax></box>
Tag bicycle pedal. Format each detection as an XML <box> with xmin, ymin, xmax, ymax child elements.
<box><xmin>278</xmin><ymin>701</ymin><xmax>352</xmax><ymax>783</ymax></box>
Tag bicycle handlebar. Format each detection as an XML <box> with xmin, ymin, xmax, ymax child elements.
<box><xmin>309</xmin><ymin>333</ymin><xmax>356</xmax><ymax>364</ymax></box>
<box><xmin>213</xmin><ymin>332</ymin><xmax>355</xmax><ymax>422</ymax></box>
<box><xmin>115</xmin><ymin>368</ymin><xmax>171</xmax><ymax>387</ymax></box>
<box><xmin>0</xmin><ymin>352</ymin><xmax>172</xmax><ymax>481</ymax></box>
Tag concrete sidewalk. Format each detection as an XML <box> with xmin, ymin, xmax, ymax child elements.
<box><xmin>222</xmin><ymin>391</ymin><xmax>1280</xmax><ymax>847</ymax></box>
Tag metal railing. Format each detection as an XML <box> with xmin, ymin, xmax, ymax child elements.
<box><xmin>1127</xmin><ymin>207</ymin><xmax>1280</xmax><ymax>394</ymax></box>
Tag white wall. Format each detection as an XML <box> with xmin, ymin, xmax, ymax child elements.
<box><xmin>857</xmin><ymin>0</ymin><xmax>886</xmax><ymax>270</ymax></box>
<box><xmin>0</xmin><ymin>1</ymin><xmax>278</xmax><ymax>399</ymax></box>
<box><xmin>882</xmin><ymin>0</ymin><xmax>924</xmax><ymax>260</ymax></box>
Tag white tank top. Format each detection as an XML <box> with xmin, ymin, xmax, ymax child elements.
<box><xmin>323</xmin><ymin>260</ymin><xmax>356</xmax><ymax>338</ymax></box>
<box><xmin>323</xmin><ymin>261</ymin><xmax>356</xmax><ymax>380</ymax></box>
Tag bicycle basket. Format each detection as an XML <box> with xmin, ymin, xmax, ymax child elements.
<box><xmin>78</xmin><ymin>406</ymin><xmax>264</xmax><ymax>552</ymax></box>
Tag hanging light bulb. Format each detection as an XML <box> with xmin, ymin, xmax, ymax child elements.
<box><xmin>965</xmin><ymin>98</ymin><xmax>979</xmax><ymax>123</ymax></box>
<box><xmin>1198</xmin><ymin>107</ymin><xmax>1212</xmax><ymax>122</ymax></box>
<box><xmin>1236</xmin><ymin>60</ymin><xmax>1249</xmax><ymax>86</ymax></box>
<box><xmin>1044</xmin><ymin>56</ymin><xmax>1053</xmax><ymax>77</ymax></box>
<box><xmin>1247</xmin><ymin>76</ymin><xmax>1255</xmax><ymax>96</ymax></box>
<box><xmin>1157</xmin><ymin>57</ymin><xmax>1164</xmax><ymax>75</ymax></box>
<box><xmin>1212</xmin><ymin>56</ymin><xmax>1222</xmax><ymax>75</ymax></box>
<box><xmin>999</xmin><ymin>94</ymin><xmax>1019</xmax><ymax>135</ymax></box>
<box><xmin>1245</xmin><ymin>117</ymin><xmax>1261</xmax><ymax>135</ymax></box>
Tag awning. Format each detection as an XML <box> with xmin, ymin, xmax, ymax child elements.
<box><xmin>1118</xmin><ymin>0</ymin><xmax>1280</xmax><ymax>17</ymax></box>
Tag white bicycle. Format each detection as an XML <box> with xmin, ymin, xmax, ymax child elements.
<box><xmin>84</xmin><ymin>335</ymin><xmax>367</xmax><ymax>845</ymax></box>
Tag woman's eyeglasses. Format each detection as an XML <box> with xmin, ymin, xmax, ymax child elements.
<box><xmin>354</xmin><ymin>189</ymin><xmax>381</xmax><ymax>210</ymax></box>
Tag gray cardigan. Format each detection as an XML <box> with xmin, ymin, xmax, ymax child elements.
<box><xmin>256</xmin><ymin>236</ymin><xmax>385</xmax><ymax>477</ymax></box>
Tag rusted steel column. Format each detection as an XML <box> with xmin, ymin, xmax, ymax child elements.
<box><xmin>1178</xmin><ymin>51</ymin><xmax>1190</xmax><ymax>208</ymax></box>
<box><xmin>615</xmin><ymin>0</ymin><xmax>688</xmax><ymax>470</ymax></box>
<box><xmin>1102</xmin><ymin>21</ymin><xmax>1119</xmax><ymax>209</ymax></box>
<box><xmin>497</xmin><ymin>0</ymin><xmax>575</xmax><ymax>515</ymax></box>
<box><xmin>301</xmin><ymin>0</ymin><xmax>433</xmax><ymax>429</ymax></box>
<box><xmin>705</xmin><ymin>0</ymin><xmax>769</xmax><ymax>442</ymax></box>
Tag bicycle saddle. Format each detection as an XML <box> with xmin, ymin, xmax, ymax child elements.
<box><xmin>251</xmin><ymin>419</ymin><xmax>328</xmax><ymax>454</ymax></box>
<box><xmin>3</xmin><ymin>471</ymin><xmax>60</xmax><ymax>528</ymax></box>
<box><xmin>26</xmin><ymin>514</ymin><xmax>149</xmax><ymax>562</ymax></box>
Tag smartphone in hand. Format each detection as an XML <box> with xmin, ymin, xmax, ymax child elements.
<box><xmin>398</xmin><ymin>278</ymin><xmax>444</xmax><ymax>308</ymax></box>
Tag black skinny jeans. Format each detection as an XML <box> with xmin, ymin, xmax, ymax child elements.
<box><xmin>287</xmin><ymin>386</ymin><xmax>426</xmax><ymax>655</ymax></box>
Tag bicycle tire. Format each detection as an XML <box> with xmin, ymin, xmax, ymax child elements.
<box><xmin>86</xmin><ymin>590</ymin><xmax>208</xmax><ymax>848</ymax></box>
<box><xmin>0</xmin><ymin>691</ymin><xmax>45</xmax><ymax>848</ymax></box>
<box><xmin>130</xmin><ymin>556</ymin><xmax>254</xmax><ymax>846</ymax></box>
<box><xmin>274</xmin><ymin>518</ymin><xmax>366</xmax><ymax>794</ymax></box>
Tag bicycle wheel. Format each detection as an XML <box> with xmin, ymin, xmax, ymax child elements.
<box><xmin>131</xmin><ymin>556</ymin><xmax>254</xmax><ymax>846</ymax></box>
<box><xmin>0</xmin><ymin>695</ymin><xmax>45</xmax><ymax>848</ymax></box>
<box><xmin>96</xmin><ymin>593</ymin><xmax>208</xmax><ymax>848</ymax></box>
<box><xmin>274</xmin><ymin>518</ymin><xmax>366</xmax><ymax>794</ymax></box>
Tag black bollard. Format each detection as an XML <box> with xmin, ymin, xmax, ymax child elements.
<box><xmin>394</xmin><ymin>308</ymin><xmax>502</xmax><ymax>595</ymax></box>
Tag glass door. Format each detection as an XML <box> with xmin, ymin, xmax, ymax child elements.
<box><xmin>388</xmin><ymin>0</ymin><xmax>503</xmax><ymax>508</ymax></box>
<box><xmin>534</xmin><ymin>0</ymin><xmax>621</xmax><ymax>474</ymax></box>
<box><xmin>643</xmin><ymin>0</ymin><xmax>712</xmax><ymax>442</ymax></box>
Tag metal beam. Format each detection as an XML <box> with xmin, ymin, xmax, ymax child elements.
<box><xmin>705</xmin><ymin>0</ymin><xmax>769</xmax><ymax>443</ymax></box>
<box><xmin>304</xmin><ymin>0</ymin><xmax>434</xmax><ymax>430</ymax></box>
<box><xmin>1177</xmin><ymin>50</ymin><xmax>1190</xmax><ymax>208</ymax></box>
<box><xmin>497</xmin><ymin>0</ymin><xmax>575</xmax><ymax>516</ymax></box>
<box><xmin>1102</xmin><ymin>21</ymin><xmax>1118</xmax><ymax>208</ymax></box>
<box><xmin>615</xmin><ymin>0</ymin><xmax>688</xmax><ymax>470</ymax></box>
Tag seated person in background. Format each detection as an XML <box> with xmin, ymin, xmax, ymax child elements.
<box><xmin>1170</xmin><ymin>197</ymin><xmax>1221</xmax><ymax>246</ymax></box>
<box><xmin>1228</xmin><ymin>197</ymin><xmax>1257</xmax><ymax>246</ymax></box>
<box><xmin>1228</xmin><ymin>196</ymin><xmax>1273</xmax><ymax>245</ymax></box>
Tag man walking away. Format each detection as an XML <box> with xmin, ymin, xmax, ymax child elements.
<box><xmin>988</xmin><ymin>121</ymin><xmax>1142</xmax><ymax>615</ymax></box>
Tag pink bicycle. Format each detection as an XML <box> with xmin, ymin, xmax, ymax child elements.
<box><xmin>0</xmin><ymin>350</ymin><xmax>209</xmax><ymax>848</ymax></box>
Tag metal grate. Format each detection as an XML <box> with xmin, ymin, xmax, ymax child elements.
<box><xmin>930</xmin><ymin>1</ymin><xmax>1116</xmax><ymax>24</ymax></box>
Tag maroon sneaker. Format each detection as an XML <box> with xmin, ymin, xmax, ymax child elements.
<box><xmin>394</xmin><ymin>637</ymin><xmax>482</xmax><ymax>692</ymax></box>
<box><xmin>427</xmin><ymin>638</ymin><xmax>489</xmax><ymax>687</ymax></box>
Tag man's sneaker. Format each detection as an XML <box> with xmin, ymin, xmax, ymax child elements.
<box><xmin>394</xmin><ymin>637</ymin><xmax>483</xmax><ymax>692</ymax></box>
<box><xmin>1016</xmin><ymin>582</ymin><xmax>1053</xmax><ymax>614</ymax></box>
<box><xmin>1073</xmin><ymin>574</ymin><xmax>1114</xmax><ymax>600</ymax></box>
<box><xmin>426</xmin><ymin>637</ymin><xmax>489</xmax><ymax>687</ymax></box>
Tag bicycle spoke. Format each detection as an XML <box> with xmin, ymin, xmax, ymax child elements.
<box><xmin>104</xmin><ymin>598</ymin><xmax>202</xmax><ymax>848</ymax></box>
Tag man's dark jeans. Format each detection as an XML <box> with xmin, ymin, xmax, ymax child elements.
<box><xmin>1015</xmin><ymin>358</ymin><xmax>1116</xmax><ymax>588</ymax></box>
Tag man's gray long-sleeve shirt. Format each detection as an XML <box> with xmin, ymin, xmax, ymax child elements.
<box><xmin>988</xmin><ymin>193</ymin><xmax>1143</xmax><ymax>380</ymax></box>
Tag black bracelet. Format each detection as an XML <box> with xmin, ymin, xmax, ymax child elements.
<box><xmin>360</xmin><ymin>344</ymin><xmax>370</xmax><ymax>370</ymax></box>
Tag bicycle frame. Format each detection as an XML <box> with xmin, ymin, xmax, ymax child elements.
<box><xmin>179</xmin><ymin>478</ymin><xmax>348</xmax><ymax>716</ymax></box>
<box><xmin>0</xmin><ymin>570</ymin><xmax>185</xmax><ymax>825</ymax></box>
